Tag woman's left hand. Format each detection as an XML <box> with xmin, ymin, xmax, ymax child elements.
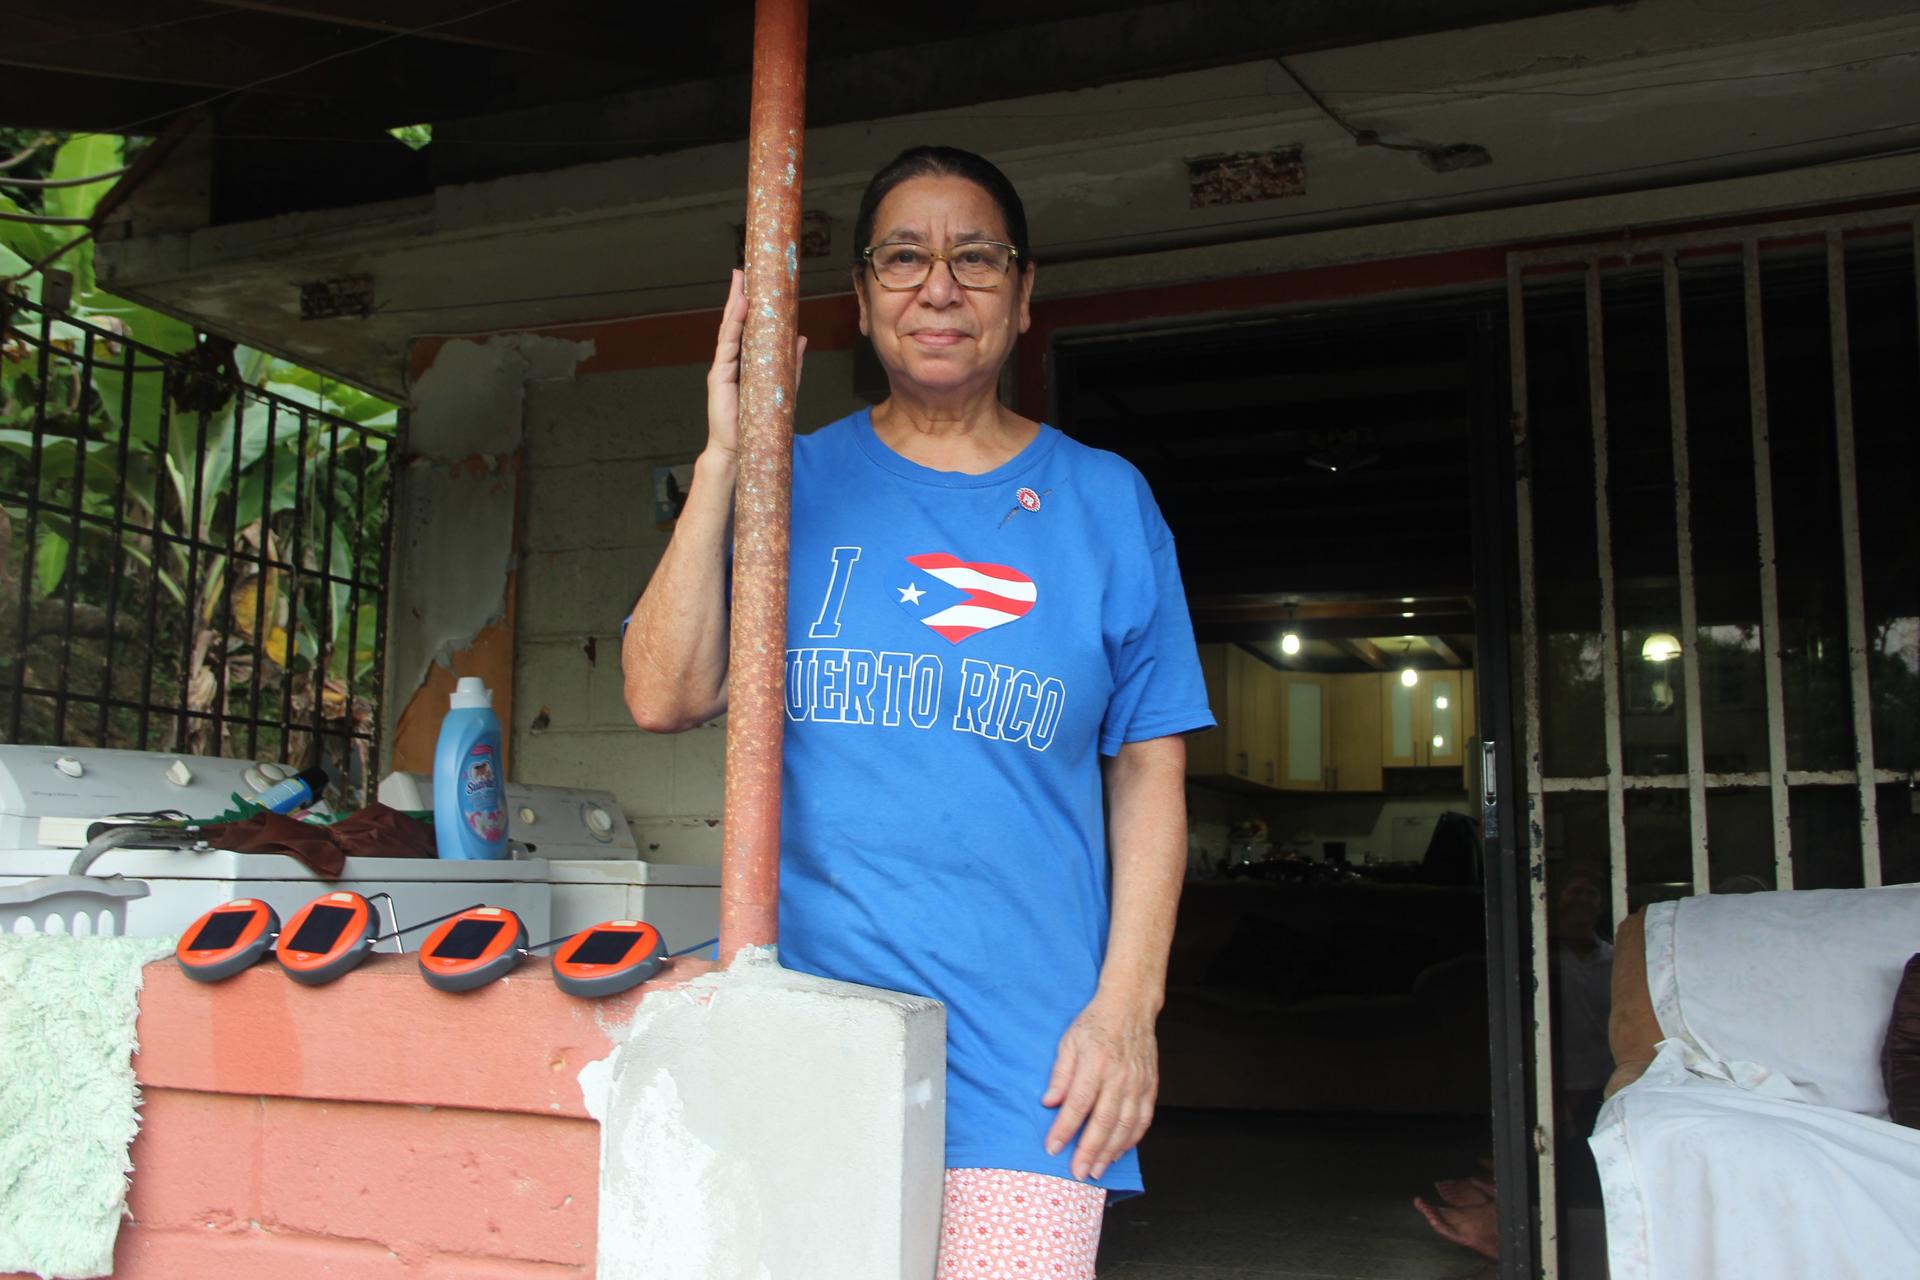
<box><xmin>1041</xmin><ymin>989</ymin><xmax>1160</xmax><ymax>1182</ymax></box>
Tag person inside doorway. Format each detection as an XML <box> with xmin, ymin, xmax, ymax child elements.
<box><xmin>1414</xmin><ymin>862</ymin><xmax>1614</xmax><ymax>1261</ymax></box>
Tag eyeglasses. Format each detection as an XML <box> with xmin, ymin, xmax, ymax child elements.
<box><xmin>862</xmin><ymin>240</ymin><xmax>1020</xmax><ymax>291</ymax></box>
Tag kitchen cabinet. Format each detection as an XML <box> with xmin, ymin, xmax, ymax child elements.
<box><xmin>1188</xmin><ymin>644</ymin><xmax>1279</xmax><ymax>786</ymax></box>
<box><xmin>1191</xmin><ymin>646</ymin><xmax>1471</xmax><ymax>793</ymax></box>
<box><xmin>1277</xmin><ymin>672</ymin><xmax>1328</xmax><ymax>791</ymax></box>
<box><xmin>1328</xmin><ymin>672</ymin><xmax>1384</xmax><ymax>792</ymax></box>
<box><xmin>1381</xmin><ymin>669</ymin><xmax>1475</xmax><ymax>768</ymax></box>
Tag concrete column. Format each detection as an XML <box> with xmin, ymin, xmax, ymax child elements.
<box><xmin>593</xmin><ymin>949</ymin><xmax>946</xmax><ymax>1280</ymax></box>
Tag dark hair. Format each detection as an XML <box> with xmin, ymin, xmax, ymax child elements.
<box><xmin>850</xmin><ymin>145</ymin><xmax>1031</xmax><ymax>270</ymax></box>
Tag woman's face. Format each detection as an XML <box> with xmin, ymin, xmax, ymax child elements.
<box><xmin>855</xmin><ymin>174</ymin><xmax>1034</xmax><ymax>400</ymax></box>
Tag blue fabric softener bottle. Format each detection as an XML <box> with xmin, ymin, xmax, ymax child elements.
<box><xmin>434</xmin><ymin>676</ymin><xmax>509</xmax><ymax>860</ymax></box>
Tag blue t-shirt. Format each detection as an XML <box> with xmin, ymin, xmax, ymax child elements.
<box><xmin>777</xmin><ymin>408</ymin><xmax>1214</xmax><ymax>1195</ymax></box>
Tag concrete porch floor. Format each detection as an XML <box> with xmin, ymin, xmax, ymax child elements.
<box><xmin>1097</xmin><ymin>1109</ymin><xmax>1499</xmax><ymax>1280</ymax></box>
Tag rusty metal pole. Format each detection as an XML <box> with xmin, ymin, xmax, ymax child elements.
<box><xmin>719</xmin><ymin>0</ymin><xmax>808</xmax><ymax>966</ymax></box>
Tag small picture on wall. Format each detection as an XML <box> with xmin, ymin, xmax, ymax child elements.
<box><xmin>652</xmin><ymin>463</ymin><xmax>696</xmax><ymax>530</ymax></box>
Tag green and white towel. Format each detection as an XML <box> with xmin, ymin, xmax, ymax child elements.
<box><xmin>0</xmin><ymin>935</ymin><xmax>174</xmax><ymax>1279</ymax></box>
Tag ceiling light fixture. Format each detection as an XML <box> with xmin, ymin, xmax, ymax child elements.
<box><xmin>1281</xmin><ymin>632</ymin><xmax>1302</xmax><ymax>656</ymax></box>
<box><xmin>1304</xmin><ymin>425</ymin><xmax>1381</xmax><ymax>474</ymax></box>
<box><xmin>1641</xmin><ymin>633</ymin><xmax>1683</xmax><ymax>663</ymax></box>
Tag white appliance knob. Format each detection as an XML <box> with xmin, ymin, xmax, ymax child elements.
<box><xmin>166</xmin><ymin>760</ymin><xmax>193</xmax><ymax>787</ymax></box>
<box><xmin>586</xmin><ymin>806</ymin><xmax>615</xmax><ymax>836</ymax></box>
<box><xmin>55</xmin><ymin>755</ymin><xmax>84</xmax><ymax>779</ymax></box>
<box><xmin>518</xmin><ymin>807</ymin><xmax>538</xmax><ymax>825</ymax></box>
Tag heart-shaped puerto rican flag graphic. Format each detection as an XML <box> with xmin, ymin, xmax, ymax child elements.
<box><xmin>897</xmin><ymin>552</ymin><xmax>1037</xmax><ymax>644</ymax></box>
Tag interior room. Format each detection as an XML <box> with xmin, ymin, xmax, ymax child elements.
<box><xmin>1053</xmin><ymin>301</ymin><xmax>1508</xmax><ymax>1278</ymax></box>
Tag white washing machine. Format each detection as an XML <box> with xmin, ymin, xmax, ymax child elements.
<box><xmin>0</xmin><ymin>746</ymin><xmax>550</xmax><ymax>944</ymax></box>
<box><xmin>0</xmin><ymin>747</ymin><xmax>719</xmax><ymax>953</ymax></box>
<box><xmin>379</xmin><ymin>772</ymin><xmax>720</xmax><ymax>954</ymax></box>
<box><xmin>0</xmin><ymin>744</ymin><xmax>319</xmax><ymax>849</ymax></box>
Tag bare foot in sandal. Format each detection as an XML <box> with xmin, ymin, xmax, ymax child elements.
<box><xmin>1414</xmin><ymin>1195</ymin><xmax>1500</xmax><ymax>1260</ymax></box>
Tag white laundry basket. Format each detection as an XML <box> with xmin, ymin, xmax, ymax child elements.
<box><xmin>0</xmin><ymin>875</ymin><xmax>151</xmax><ymax>936</ymax></box>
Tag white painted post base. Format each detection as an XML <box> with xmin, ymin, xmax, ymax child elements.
<box><xmin>590</xmin><ymin>947</ymin><xmax>946</xmax><ymax>1280</ymax></box>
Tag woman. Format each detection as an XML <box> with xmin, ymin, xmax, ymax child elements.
<box><xmin>623</xmin><ymin>145</ymin><xmax>1213</xmax><ymax>1277</ymax></box>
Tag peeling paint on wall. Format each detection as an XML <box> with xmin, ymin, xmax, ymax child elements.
<box><xmin>384</xmin><ymin>333</ymin><xmax>596</xmax><ymax>771</ymax></box>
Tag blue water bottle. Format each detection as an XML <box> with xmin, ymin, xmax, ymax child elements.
<box><xmin>434</xmin><ymin>676</ymin><xmax>509</xmax><ymax>860</ymax></box>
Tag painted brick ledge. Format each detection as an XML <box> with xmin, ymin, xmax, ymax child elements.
<box><xmin>135</xmin><ymin>952</ymin><xmax>714</xmax><ymax>1117</ymax></box>
<box><xmin>3</xmin><ymin>953</ymin><xmax>713</xmax><ymax>1279</ymax></box>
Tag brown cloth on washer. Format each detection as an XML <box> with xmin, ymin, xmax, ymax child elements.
<box><xmin>189</xmin><ymin>803</ymin><xmax>437</xmax><ymax>878</ymax></box>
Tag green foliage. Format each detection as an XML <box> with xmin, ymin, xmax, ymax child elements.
<box><xmin>2</xmin><ymin>134</ymin><xmax>396</xmax><ymax>762</ymax></box>
<box><xmin>387</xmin><ymin>124</ymin><xmax>433</xmax><ymax>151</ymax></box>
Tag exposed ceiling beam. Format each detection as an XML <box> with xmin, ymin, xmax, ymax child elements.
<box><xmin>1083</xmin><ymin>398</ymin><xmax>1469</xmax><ymax>442</ymax></box>
<box><xmin>431</xmin><ymin>0</ymin><xmax>1616</xmax><ymax>184</ymax></box>
<box><xmin>203</xmin><ymin>0</ymin><xmax>644</xmax><ymax>59</ymax></box>
<box><xmin>0</xmin><ymin>0</ymin><xmax>617</xmax><ymax>125</ymax></box>
<box><xmin>1071</xmin><ymin>362</ymin><xmax>1471</xmax><ymax>415</ymax></box>
<box><xmin>1146</xmin><ymin>462</ymin><xmax>1467</xmax><ymax>499</ymax></box>
<box><xmin>1192</xmin><ymin>597</ymin><xmax>1474</xmax><ymax>624</ymax></box>
<box><xmin>0</xmin><ymin>67</ymin><xmax>205</xmax><ymax>134</ymax></box>
<box><xmin>1338</xmin><ymin>638</ymin><xmax>1391</xmax><ymax>669</ymax></box>
<box><xmin>0</xmin><ymin>3</ymin><xmax>483</xmax><ymax>116</ymax></box>
<box><xmin>1423</xmin><ymin>635</ymin><xmax>1465</xmax><ymax>665</ymax></box>
<box><xmin>1201</xmin><ymin>615</ymin><xmax>1478</xmax><ymax>643</ymax></box>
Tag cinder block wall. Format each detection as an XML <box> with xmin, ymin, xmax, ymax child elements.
<box><xmin>514</xmin><ymin>354</ymin><xmax>862</xmax><ymax>866</ymax></box>
<box><xmin>57</xmin><ymin>954</ymin><xmax>707</xmax><ymax>1279</ymax></box>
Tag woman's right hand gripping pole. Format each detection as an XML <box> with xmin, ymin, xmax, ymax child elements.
<box><xmin>622</xmin><ymin>270</ymin><xmax>803</xmax><ymax>733</ymax></box>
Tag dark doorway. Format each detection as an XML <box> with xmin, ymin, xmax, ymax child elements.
<box><xmin>1053</xmin><ymin>296</ymin><xmax>1537</xmax><ymax>1279</ymax></box>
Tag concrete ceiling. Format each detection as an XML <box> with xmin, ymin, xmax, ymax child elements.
<box><xmin>4</xmin><ymin>1</ymin><xmax>1611</xmax><ymax>138</ymax></box>
<box><xmin>77</xmin><ymin>0</ymin><xmax>1920</xmax><ymax>402</ymax></box>
<box><xmin>4</xmin><ymin>0</ymin><xmax>1616</xmax><ymax>223</ymax></box>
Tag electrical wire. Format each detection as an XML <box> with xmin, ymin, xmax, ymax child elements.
<box><xmin>0</xmin><ymin>138</ymin><xmax>55</xmax><ymax>171</ymax></box>
<box><xmin>0</xmin><ymin>209</ymin><xmax>90</xmax><ymax>226</ymax></box>
<box><xmin>76</xmin><ymin>0</ymin><xmax>531</xmax><ymax>141</ymax></box>
<box><xmin>1278</xmin><ymin>55</ymin><xmax>1451</xmax><ymax>159</ymax></box>
<box><xmin>0</xmin><ymin>168</ymin><xmax>131</xmax><ymax>189</ymax></box>
<box><xmin>5</xmin><ymin>8</ymin><xmax>240</xmax><ymax>58</ymax></box>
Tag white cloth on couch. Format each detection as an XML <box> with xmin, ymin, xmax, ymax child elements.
<box><xmin>1645</xmin><ymin>885</ymin><xmax>1920</xmax><ymax>1116</ymax></box>
<box><xmin>1592</xmin><ymin>1041</ymin><xmax>1920</xmax><ymax>1280</ymax></box>
<box><xmin>1593</xmin><ymin>886</ymin><xmax>1920</xmax><ymax>1280</ymax></box>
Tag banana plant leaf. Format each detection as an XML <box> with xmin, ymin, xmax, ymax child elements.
<box><xmin>44</xmin><ymin>136</ymin><xmax>122</xmax><ymax>299</ymax></box>
<box><xmin>0</xmin><ymin>429</ymin><xmax>124</xmax><ymax>487</ymax></box>
<box><xmin>0</xmin><ymin>193</ymin><xmax>51</xmax><ymax>268</ymax></box>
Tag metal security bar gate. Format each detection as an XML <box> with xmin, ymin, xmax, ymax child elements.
<box><xmin>1</xmin><ymin>294</ymin><xmax>397</xmax><ymax>802</ymax></box>
<box><xmin>1507</xmin><ymin>207</ymin><xmax>1920</xmax><ymax>1275</ymax></box>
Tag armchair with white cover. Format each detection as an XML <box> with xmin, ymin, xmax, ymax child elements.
<box><xmin>1595</xmin><ymin>885</ymin><xmax>1920</xmax><ymax>1280</ymax></box>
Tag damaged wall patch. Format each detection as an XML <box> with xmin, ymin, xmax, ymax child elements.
<box><xmin>1186</xmin><ymin>145</ymin><xmax>1306</xmax><ymax>208</ymax></box>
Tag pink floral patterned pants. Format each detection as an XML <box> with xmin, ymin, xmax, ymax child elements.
<box><xmin>936</xmin><ymin>1167</ymin><xmax>1108</xmax><ymax>1278</ymax></box>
